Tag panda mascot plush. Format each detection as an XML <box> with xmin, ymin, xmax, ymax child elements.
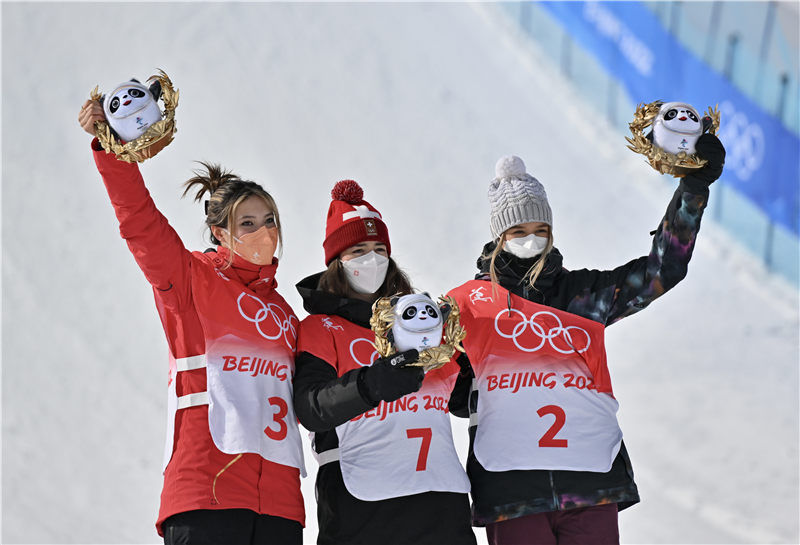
<box><xmin>101</xmin><ymin>79</ymin><xmax>163</xmax><ymax>143</ymax></box>
<box><xmin>89</xmin><ymin>70</ymin><xmax>178</xmax><ymax>163</ymax></box>
<box><xmin>650</xmin><ymin>102</ymin><xmax>706</xmax><ymax>156</ymax></box>
<box><xmin>370</xmin><ymin>293</ymin><xmax>466</xmax><ymax>372</ymax></box>
<box><xmin>390</xmin><ymin>294</ymin><xmax>445</xmax><ymax>353</ymax></box>
<box><xmin>626</xmin><ymin>99</ymin><xmax>719</xmax><ymax>177</ymax></box>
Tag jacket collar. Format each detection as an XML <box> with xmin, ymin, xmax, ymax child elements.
<box><xmin>206</xmin><ymin>246</ymin><xmax>278</xmax><ymax>296</ymax></box>
<box><xmin>295</xmin><ymin>272</ymin><xmax>374</xmax><ymax>329</ymax></box>
<box><xmin>476</xmin><ymin>241</ymin><xmax>564</xmax><ymax>295</ymax></box>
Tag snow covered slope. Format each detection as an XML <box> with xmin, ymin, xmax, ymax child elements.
<box><xmin>2</xmin><ymin>3</ymin><xmax>797</xmax><ymax>543</ymax></box>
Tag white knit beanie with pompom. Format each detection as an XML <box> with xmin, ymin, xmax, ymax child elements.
<box><xmin>487</xmin><ymin>155</ymin><xmax>552</xmax><ymax>239</ymax></box>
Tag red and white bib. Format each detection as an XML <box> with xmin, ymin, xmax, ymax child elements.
<box><xmin>297</xmin><ymin>315</ymin><xmax>470</xmax><ymax>501</ymax></box>
<box><xmin>449</xmin><ymin>280</ymin><xmax>622</xmax><ymax>473</ymax></box>
<box><xmin>164</xmin><ymin>257</ymin><xmax>305</xmax><ymax>475</ymax></box>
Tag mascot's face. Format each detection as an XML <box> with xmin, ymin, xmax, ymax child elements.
<box><xmin>659</xmin><ymin>103</ymin><xmax>701</xmax><ymax>135</ymax></box>
<box><xmin>652</xmin><ymin>101</ymin><xmax>704</xmax><ymax>155</ymax></box>
<box><xmin>106</xmin><ymin>83</ymin><xmax>154</xmax><ymax>119</ymax></box>
<box><xmin>391</xmin><ymin>293</ymin><xmax>444</xmax><ymax>353</ymax></box>
<box><xmin>102</xmin><ymin>79</ymin><xmax>163</xmax><ymax>142</ymax></box>
<box><xmin>400</xmin><ymin>301</ymin><xmax>441</xmax><ymax>332</ymax></box>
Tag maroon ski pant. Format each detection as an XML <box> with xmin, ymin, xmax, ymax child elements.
<box><xmin>485</xmin><ymin>503</ymin><xmax>619</xmax><ymax>545</ymax></box>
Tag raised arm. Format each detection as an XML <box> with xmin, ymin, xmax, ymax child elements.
<box><xmin>564</xmin><ymin>134</ymin><xmax>725</xmax><ymax>325</ymax></box>
<box><xmin>79</xmin><ymin>99</ymin><xmax>192</xmax><ymax>309</ymax></box>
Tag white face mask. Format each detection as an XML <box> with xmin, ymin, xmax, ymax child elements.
<box><xmin>341</xmin><ymin>251</ymin><xmax>390</xmax><ymax>294</ymax></box>
<box><xmin>504</xmin><ymin>233</ymin><xmax>549</xmax><ymax>259</ymax></box>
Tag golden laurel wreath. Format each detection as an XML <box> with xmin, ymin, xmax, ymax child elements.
<box><xmin>89</xmin><ymin>69</ymin><xmax>179</xmax><ymax>163</ymax></box>
<box><xmin>625</xmin><ymin>100</ymin><xmax>720</xmax><ymax>177</ymax></box>
<box><xmin>370</xmin><ymin>295</ymin><xmax>466</xmax><ymax>373</ymax></box>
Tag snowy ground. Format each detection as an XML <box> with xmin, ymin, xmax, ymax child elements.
<box><xmin>2</xmin><ymin>3</ymin><xmax>798</xmax><ymax>544</ymax></box>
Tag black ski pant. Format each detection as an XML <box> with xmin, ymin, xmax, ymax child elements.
<box><xmin>162</xmin><ymin>508</ymin><xmax>302</xmax><ymax>545</ymax></box>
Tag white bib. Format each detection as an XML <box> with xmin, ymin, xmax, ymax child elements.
<box><xmin>472</xmin><ymin>356</ymin><xmax>621</xmax><ymax>473</ymax></box>
<box><xmin>206</xmin><ymin>334</ymin><xmax>306</xmax><ymax>475</ymax></box>
<box><xmin>334</xmin><ymin>376</ymin><xmax>470</xmax><ymax>501</ymax></box>
<box><xmin>449</xmin><ymin>280</ymin><xmax>623</xmax><ymax>474</ymax></box>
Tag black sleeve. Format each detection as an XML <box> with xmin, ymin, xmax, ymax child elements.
<box><xmin>293</xmin><ymin>350</ymin><xmax>378</xmax><ymax>432</ymax></box>
<box><xmin>561</xmin><ymin>178</ymin><xmax>710</xmax><ymax>325</ymax></box>
<box><xmin>448</xmin><ymin>352</ymin><xmax>474</xmax><ymax>419</ymax></box>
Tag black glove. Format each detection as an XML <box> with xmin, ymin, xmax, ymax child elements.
<box><xmin>359</xmin><ymin>349</ymin><xmax>423</xmax><ymax>404</ymax></box>
<box><xmin>688</xmin><ymin>133</ymin><xmax>726</xmax><ymax>186</ymax></box>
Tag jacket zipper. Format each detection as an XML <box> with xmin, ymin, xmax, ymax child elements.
<box><xmin>549</xmin><ymin>471</ymin><xmax>560</xmax><ymax>510</ymax></box>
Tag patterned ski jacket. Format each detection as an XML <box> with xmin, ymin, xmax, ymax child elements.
<box><xmin>448</xmin><ymin>176</ymin><xmax>710</xmax><ymax>526</ymax></box>
<box><xmin>90</xmin><ymin>140</ymin><xmax>305</xmax><ymax>536</ymax></box>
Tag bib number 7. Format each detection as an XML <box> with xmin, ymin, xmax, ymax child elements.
<box><xmin>406</xmin><ymin>428</ymin><xmax>432</xmax><ymax>471</ymax></box>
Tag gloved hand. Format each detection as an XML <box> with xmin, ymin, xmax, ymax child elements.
<box><xmin>360</xmin><ymin>349</ymin><xmax>424</xmax><ymax>404</ymax></box>
<box><xmin>689</xmin><ymin>133</ymin><xmax>726</xmax><ymax>185</ymax></box>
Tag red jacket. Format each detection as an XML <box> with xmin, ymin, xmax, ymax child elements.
<box><xmin>91</xmin><ymin>141</ymin><xmax>304</xmax><ymax>536</ymax></box>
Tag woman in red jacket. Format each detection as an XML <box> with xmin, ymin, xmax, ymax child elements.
<box><xmin>79</xmin><ymin>100</ymin><xmax>305</xmax><ymax>545</ymax></box>
<box><xmin>292</xmin><ymin>180</ymin><xmax>475</xmax><ymax>545</ymax></box>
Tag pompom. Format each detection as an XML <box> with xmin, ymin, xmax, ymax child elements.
<box><xmin>495</xmin><ymin>155</ymin><xmax>527</xmax><ymax>179</ymax></box>
<box><xmin>331</xmin><ymin>179</ymin><xmax>364</xmax><ymax>204</ymax></box>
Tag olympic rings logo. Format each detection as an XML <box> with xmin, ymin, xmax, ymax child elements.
<box><xmin>349</xmin><ymin>338</ymin><xmax>379</xmax><ymax>367</ymax></box>
<box><xmin>237</xmin><ymin>292</ymin><xmax>298</xmax><ymax>351</ymax></box>
<box><xmin>718</xmin><ymin>100</ymin><xmax>765</xmax><ymax>182</ymax></box>
<box><xmin>494</xmin><ymin>309</ymin><xmax>591</xmax><ymax>354</ymax></box>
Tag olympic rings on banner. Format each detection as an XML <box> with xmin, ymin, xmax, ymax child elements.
<box><xmin>718</xmin><ymin>100</ymin><xmax>765</xmax><ymax>181</ymax></box>
<box><xmin>494</xmin><ymin>309</ymin><xmax>591</xmax><ymax>354</ymax></box>
<box><xmin>237</xmin><ymin>292</ymin><xmax>298</xmax><ymax>351</ymax></box>
<box><xmin>349</xmin><ymin>338</ymin><xmax>380</xmax><ymax>367</ymax></box>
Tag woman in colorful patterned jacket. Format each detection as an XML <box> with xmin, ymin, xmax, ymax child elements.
<box><xmin>79</xmin><ymin>100</ymin><xmax>305</xmax><ymax>544</ymax></box>
<box><xmin>293</xmin><ymin>180</ymin><xmax>476</xmax><ymax>544</ymax></box>
<box><xmin>447</xmin><ymin>134</ymin><xmax>725</xmax><ymax>545</ymax></box>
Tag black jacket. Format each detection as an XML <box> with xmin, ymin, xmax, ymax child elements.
<box><xmin>293</xmin><ymin>274</ymin><xmax>476</xmax><ymax>545</ymax></box>
<box><xmin>453</xmin><ymin>177</ymin><xmax>710</xmax><ymax>525</ymax></box>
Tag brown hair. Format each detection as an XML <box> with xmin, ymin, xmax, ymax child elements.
<box><xmin>318</xmin><ymin>257</ymin><xmax>413</xmax><ymax>301</ymax></box>
<box><xmin>486</xmin><ymin>229</ymin><xmax>554</xmax><ymax>295</ymax></box>
<box><xmin>182</xmin><ymin>162</ymin><xmax>282</xmax><ymax>268</ymax></box>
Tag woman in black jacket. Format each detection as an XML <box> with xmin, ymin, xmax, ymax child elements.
<box><xmin>293</xmin><ymin>180</ymin><xmax>476</xmax><ymax>545</ymax></box>
<box><xmin>447</xmin><ymin>134</ymin><xmax>724</xmax><ymax>544</ymax></box>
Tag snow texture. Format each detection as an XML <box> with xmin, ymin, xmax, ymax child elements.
<box><xmin>2</xmin><ymin>3</ymin><xmax>798</xmax><ymax>544</ymax></box>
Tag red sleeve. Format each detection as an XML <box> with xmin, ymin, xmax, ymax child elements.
<box><xmin>296</xmin><ymin>315</ymin><xmax>338</xmax><ymax>372</ymax></box>
<box><xmin>92</xmin><ymin>140</ymin><xmax>192</xmax><ymax>310</ymax></box>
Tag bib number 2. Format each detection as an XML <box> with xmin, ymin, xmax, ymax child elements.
<box><xmin>537</xmin><ymin>405</ymin><xmax>568</xmax><ymax>448</ymax></box>
<box><xmin>264</xmin><ymin>396</ymin><xmax>288</xmax><ymax>441</ymax></box>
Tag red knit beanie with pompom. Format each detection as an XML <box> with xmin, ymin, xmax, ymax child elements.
<box><xmin>324</xmin><ymin>180</ymin><xmax>391</xmax><ymax>265</ymax></box>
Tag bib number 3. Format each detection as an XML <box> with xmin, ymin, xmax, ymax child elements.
<box><xmin>537</xmin><ymin>405</ymin><xmax>568</xmax><ymax>448</ymax></box>
<box><xmin>264</xmin><ymin>396</ymin><xmax>288</xmax><ymax>441</ymax></box>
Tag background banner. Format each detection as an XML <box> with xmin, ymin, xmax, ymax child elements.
<box><xmin>540</xmin><ymin>1</ymin><xmax>799</xmax><ymax>234</ymax></box>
